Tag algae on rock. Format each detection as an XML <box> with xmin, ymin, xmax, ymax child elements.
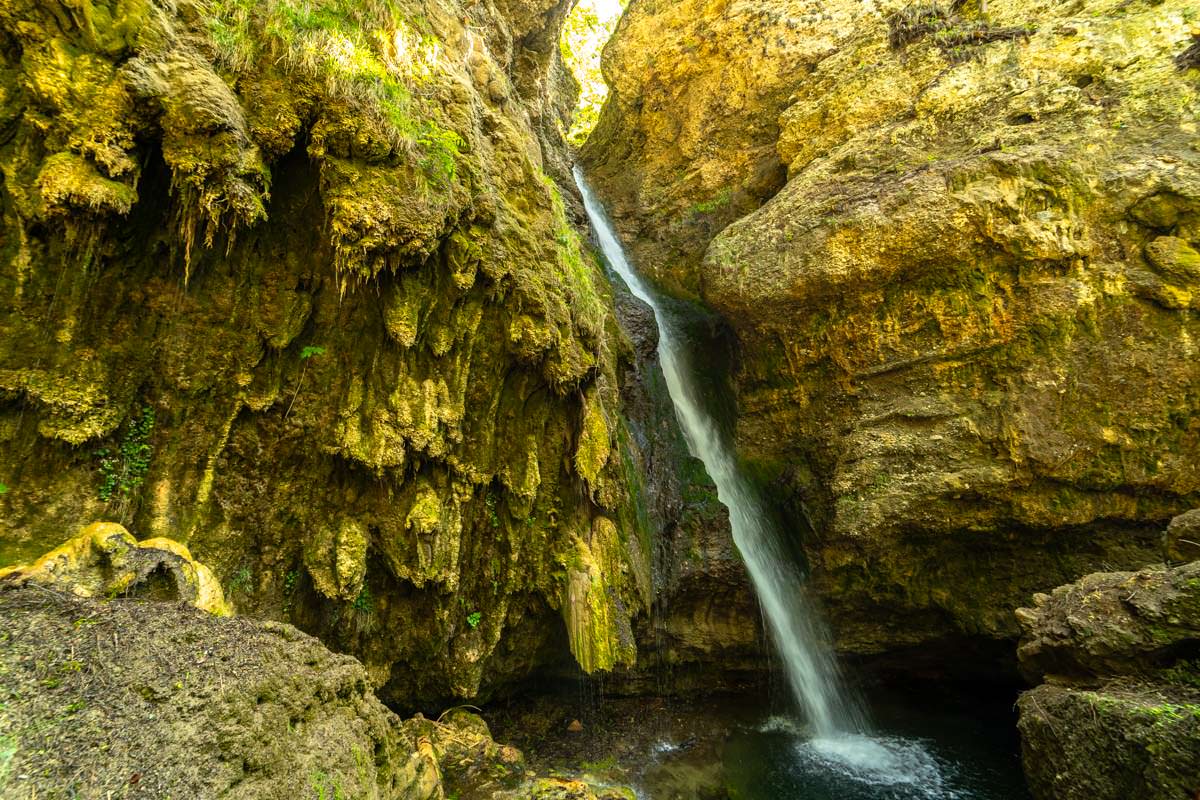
<box><xmin>0</xmin><ymin>0</ymin><xmax>655</xmax><ymax>706</ymax></box>
<box><xmin>1016</xmin><ymin>558</ymin><xmax>1200</xmax><ymax>800</ymax></box>
<box><xmin>0</xmin><ymin>583</ymin><xmax>638</xmax><ymax>800</ymax></box>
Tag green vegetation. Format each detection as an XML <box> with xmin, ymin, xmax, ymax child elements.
<box><xmin>466</xmin><ymin>611</ymin><xmax>482</xmax><ymax>629</ymax></box>
<box><xmin>204</xmin><ymin>0</ymin><xmax>462</xmax><ymax>182</ymax></box>
<box><xmin>581</xmin><ymin>754</ymin><xmax>617</xmax><ymax>772</ymax></box>
<box><xmin>288</xmin><ymin>344</ymin><xmax>327</xmax><ymax>418</ymax></box>
<box><xmin>560</xmin><ymin>0</ymin><xmax>628</xmax><ymax>145</ymax></box>
<box><xmin>96</xmin><ymin>406</ymin><xmax>155</xmax><ymax>504</ymax></box>
<box><xmin>544</xmin><ymin>174</ymin><xmax>606</xmax><ymax>340</ymax></box>
<box><xmin>0</xmin><ymin>482</ymin><xmax>7</xmax><ymax>495</ymax></box>
<box><xmin>352</xmin><ymin>585</ymin><xmax>373</xmax><ymax>614</ymax></box>
<box><xmin>309</xmin><ymin>770</ymin><xmax>348</xmax><ymax>800</ymax></box>
<box><xmin>0</xmin><ymin>734</ymin><xmax>15</xmax><ymax>787</ymax></box>
<box><xmin>689</xmin><ymin>189</ymin><xmax>731</xmax><ymax>217</ymax></box>
<box><xmin>1162</xmin><ymin>659</ymin><xmax>1200</xmax><ymax>689</ymax></box>
<box><xmin>230</xmin><ymin>567</ymin><xmax>254</xmax><ymax>596</ymax></box>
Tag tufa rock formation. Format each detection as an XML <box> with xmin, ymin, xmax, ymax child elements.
<box><xmin>583</xmin><ymin>0</ymin><xmax>1200</xmax><ymax>672</ymax></box>
<box><xmin>0</xmin><ymin>0</ymin><xmax>683</xmax><ymax>707</ymax></box>
<box><xmin>0</xmin><ymin>521</ymin><xmax>231</xmax><ymax>615</ymax></box>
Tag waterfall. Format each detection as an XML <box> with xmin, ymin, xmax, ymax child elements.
<box><xmin>574</xmin><ymin>167</ymin><xmax>865</xmax><ymax>737</ymax></box>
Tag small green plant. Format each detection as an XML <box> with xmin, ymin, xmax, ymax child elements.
<box><xmin>309</xmin><ymin>770</ymin><xmax>348</xmax><ymax>800</ymax></box>
<box><xmin>689</xmin><ymin>188</ymin><xmax>732</xmax><ymax>217</ymax></box>
<box><xmin>352</xmin><ymin>585</ymin><xmax>373</xmax><ymax>614</ymax></box>
<box><xmin>484</xmin><ymin>492</ymin><xmax>500</xmax><ymax>529</ymax></box>
<box><xmin>466</xmin><ymin>611</ymin><xmax>482</xmax><ymax>628</ymax></box>
<box><xmin>0</xmin><ymin>482</ymin><xmax>8</xmax><ymax>495</ymax></box>
<box><xmin>230</xmin><ymin>567</ymin><xmax>253</xmax><ymax>595</ymax></box>
<box><xmin>282</xmin><ymin>568</ymin><xmax>300</xmax><ymax>614</ymax></box>
<box><xmin>96</xmin><ymin>406</ymin><xmax>155</xmax><ymax>503</ymax></box>
<box><xmin>287</xmin><ymin>345</ymin><xmax>327</xmax><ymax>418</ymax></box>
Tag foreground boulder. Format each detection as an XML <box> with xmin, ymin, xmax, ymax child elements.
<box><xmin>1016</xmin><ymin>560</ymin><xmax>1200</xmax><ymax>800</ymax></box>
<box><xmin>0</xmin><ymin>584</ymin><xmax>632</xmax><ymax>799</ymax></box>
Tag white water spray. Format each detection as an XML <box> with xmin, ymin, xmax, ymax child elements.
<box><xmin>574</xmin><ymin>167</ymin><xmax>865</xmax><ymax>736</ymax></box>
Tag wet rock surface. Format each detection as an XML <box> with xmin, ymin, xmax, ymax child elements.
<box><xmin>0</xmin><ymin>0</ymin><xmax>659</xmax><ymax>706</ymax></box>
<box><xmin>607</xmin><ymin>282</ymin><xmax>766</xmax><ymax>693</ymax></box>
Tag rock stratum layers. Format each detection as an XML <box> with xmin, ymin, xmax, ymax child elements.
<box><xmin>0</xmin><ymin>0</ymin><xmax>756</xmax><ymax>708</ymax></box>
<box><xmin>584</xmin><ymin>0</ymin><xmax>1200</xmax><ymax>668</ymax></box>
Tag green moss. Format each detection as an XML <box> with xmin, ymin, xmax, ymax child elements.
<box><xmin>575</xmin><ymin>395</ymin><xmax>610</xmax><ymax>488</ymax></box>
<box><xmin>205</xmin><ymin>0</ymin><xmax>461</xmax><ymax>181</ymax></box>
<box><xmin>37</xmin><ymin>153</ymin><xmax>137</xmax><ymax>216</ymax></box>
<box><xmin>1162</xmin><ymin>660</ymin><xmax>1200</xmax><ymax>689</ymax></box>
<box><xmin>544</xmin><ymin>175</ymin><xmax>607</xmax><ymax>341</ymax></box>
<box><xmin>407</xmin><ymin>485</ymin><xmax>442</xmax><ymax>534</ymax></box>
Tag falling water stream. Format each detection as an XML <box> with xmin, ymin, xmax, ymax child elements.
<box><xmin>574</xmin><ymin>167</ymin><xmax>988</xmax><ymax>797</ymax></box>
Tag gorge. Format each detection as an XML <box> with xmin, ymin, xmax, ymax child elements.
<box><xmin>1</xmin><ymin>0</ymin><xmax>1198</xmax><ymax>798</ymax></box>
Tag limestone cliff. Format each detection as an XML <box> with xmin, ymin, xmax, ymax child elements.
<box><xmin>0</xmin><ymin>0</ymin><xmax>657</xmax><ymax>707</ymax></box>
<box><xmin>584</xmin><ymin>0</ymin><xmax>1200</xmax><ymax>669</ymax></box>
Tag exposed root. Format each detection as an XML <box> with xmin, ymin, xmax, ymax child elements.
<box><xmin>889</xmin><ymin>2</ymin><xmax>1034</xmax><ymax>59</ymax></box>
<box><xmin>1178</xmin><ymin>35</ymin><xmax>1200</xmax><ymax>71</ymax></box>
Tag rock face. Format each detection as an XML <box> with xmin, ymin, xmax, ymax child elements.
<box><xmin>584</xmin><ymin>0</ymin><xmax>1200</xmax><ymax>667</ymax></box>
<box><xmin>0</xmin><ymin>583</ymin><xmax>634</xmax><ymax>800</ymax></box>
<box><xmin>0</xmin><ymin>0</ymin><xmax>671</xmax><ymax>706</ymax></box>
<box><xmin>608</xmin><ymin>285</ymin><xmax>765</xmax><ymax>692</ymax></box>
<box><xmin>1015</xmin><ymin>561</ymin><xmax>1200</xmax><ymax>800</ymax></box>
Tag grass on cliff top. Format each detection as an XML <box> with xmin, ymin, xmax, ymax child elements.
<box><xmin>205</xmin><ymin>0</ymin><xmax>462</xmax><ymax>180</ymax></box>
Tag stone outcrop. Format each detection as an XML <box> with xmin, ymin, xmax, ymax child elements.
<box><xmin>0</xmin><ymin>582</ymin><xmax>634</xmax><ymax>800</ymax></box>
<box><xmin>584</xmin><ymin>0</ymin><xmax>1200</xmax><ymax>668</ymax></box>
<box><xmin>1015</xmin><ymin>560</ymin><xmax>1200</xmax><ymax>800</ymax></box>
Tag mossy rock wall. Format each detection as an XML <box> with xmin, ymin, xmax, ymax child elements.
<box><xmin>0</xmin><ymin>0</ymin><xmax>654</xmax><ymax>706</ymax></box>
<box><xmin>585</xmin><ymin>0</ymin><xmax>1200</xmax><ymax>670</ymax></box>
